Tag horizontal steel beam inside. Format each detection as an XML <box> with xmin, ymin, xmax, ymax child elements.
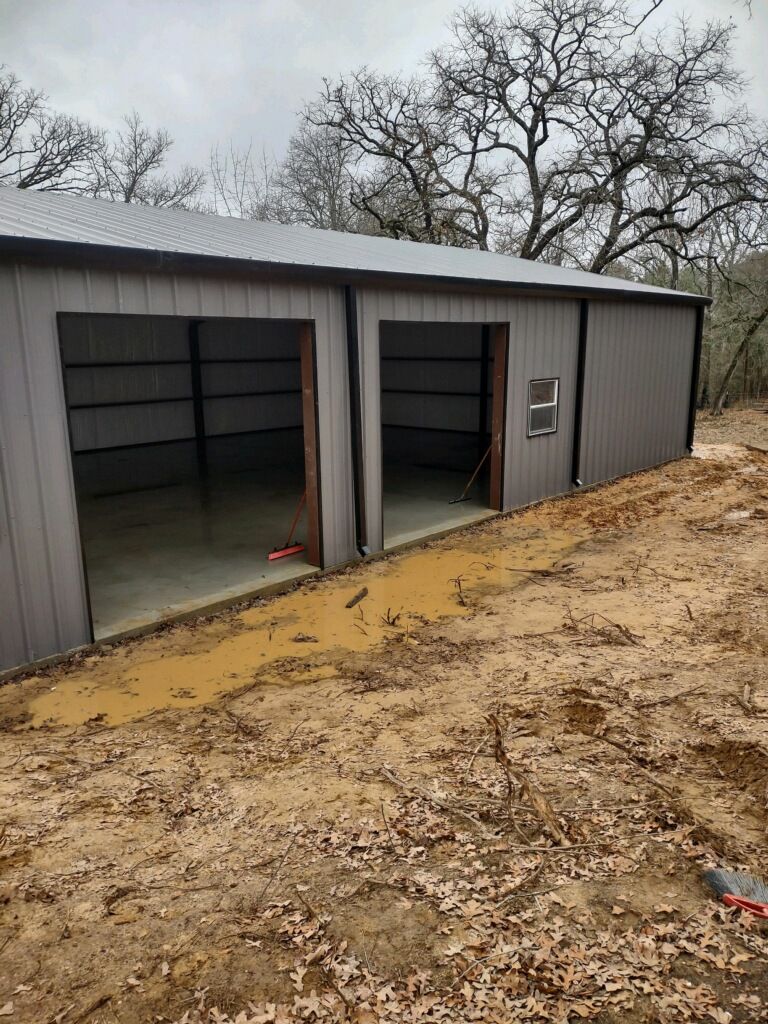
<box><xmin>69</xmin><ymin>389</ymin><xmax>302</xmax><ymax>410</ymax></box>
<box><xmin>65</xmin><ymin>357</ymin><xmax>301</xmax><ymax>368</ymax></box>
<box><xmin>382</xmin><ymin>389</ymin><xmax>492</xmax><ymax>399</ymax></box>
<box><xmin>72</xmin><ymin>424</ymin><xmax>303</xmax><ymax>455</ymax></box>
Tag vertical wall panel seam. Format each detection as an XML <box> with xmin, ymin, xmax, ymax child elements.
<box><xmin>0</xmin><ymin>395</ymin><xmax>31</xmax><ymax>660</ymax></box>
<box><xmin>13</xmin><ymin>267</ymin><xmax>64</xmax><ymax>653</ymax></box>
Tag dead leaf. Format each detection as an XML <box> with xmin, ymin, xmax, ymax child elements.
<box><xmin>290</xmin><ymin>967</ymin><xmax>307</xmax><ymax>993</ymax></box>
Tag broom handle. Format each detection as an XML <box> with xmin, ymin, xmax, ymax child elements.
<box><xmin>284</xmin><ymin>490</ymin><xmax>307</xmax><ymax>547</ymax></box>
<box><xmin>458</xmin><ymin>444</ymin><xmax>492</xmax><ymax>501</ymax></box>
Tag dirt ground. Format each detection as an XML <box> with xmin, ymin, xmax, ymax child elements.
<box><xmin>1</xmin><ymin>415</ymin><xmax>767</xmax><ymax>1024</ymax></box>
<box><xmin>695</xmin><ymin>407</ymin><xmax>768</xmax><ymax>449</ymax></box>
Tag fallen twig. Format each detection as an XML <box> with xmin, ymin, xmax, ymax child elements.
<box><xmin>636</xmin><ymin>685</ymin><xmax>705</xmax><ymax>710</ymax></box>
<box><xmin>449</xmin><ymin>575</ymin><xmax>467</xmax><ymax>607</ymax></box>
<box><xmin>565</xmin><ymin>608</ymin><xmax>644</xmax><ymax>646</ymax></box>
<box><xmin>380</xmin><ymin>800</ymin><xmax>402</xmax><ymax>856</ymax></box>
<box><xmin>345</xmin><ymin>587</ymin><xmax>368</xmax><ymax>609</ymax></box>
<box><xmin>380</xmin><ymin>767</ymin><xmax>491</xmax><ymax>837</ymax></box>
<box><xmin>487</xmin><ymin>714</ymin><xmax>568</xmax><ymax>846</ymax></box>
<box><xmin>380</xmin><ymin>607</ymin><xmax>402</xmax><ymax>627</ymax></box>
<box><xmin>736</xmin><ymin>683</ymin><xmax>754</xmax><ymax>715</ymax></box>
<box><xmin>254</xmin><ymin>834</ymin><xmax>298</xmax><ymax>910</ymax></box>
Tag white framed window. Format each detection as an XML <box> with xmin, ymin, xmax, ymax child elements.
<box><xmin>528</xmin><ymin>378</ymin><xmax>559</xmax><ymax>436</ymax></box>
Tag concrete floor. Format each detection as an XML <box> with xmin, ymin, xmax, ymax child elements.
<box><xmin>382</xmin><ymin>427</ymin><xmax>494</xmax><ymax>547</ymax></box>
<box><xmin>72</xmin><ymin>428</ymin><xmax>494</xmax><ymax>638</ymax></box>
<box><xmin>75</xmin><ymin>435</ymin><xmax>311</xmax><ymax>638</ymax></box>
<box><xmin>383</xmin><ymin>466</ymin><xmax>492</xmax><ymax>547</ymax></box>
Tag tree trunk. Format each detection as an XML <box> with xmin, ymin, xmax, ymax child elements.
<box><xmin>700</xmin><ymin>323</ymin><xmax>711</xmax><ymax>408</ymax></box>
<box><xmin>711</xmin><ymin>305</ymin><xmax>768</xmax><ymax>415</ymax></box>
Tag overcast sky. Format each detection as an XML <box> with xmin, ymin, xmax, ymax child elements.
<box><xmin>1</xmin><ymin>0</ymin><xmax>765</xmax><ymax>174</ymax></box>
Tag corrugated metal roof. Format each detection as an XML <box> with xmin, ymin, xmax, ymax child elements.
<box><xmin>0</xmin><ymin>187</ymin><xmax>706</xmax><ymax>303</ymax></box>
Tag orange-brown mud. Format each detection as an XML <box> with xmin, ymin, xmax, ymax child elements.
<box><xmin>1</xmin><ymin>432</ymin><xmax>767</xmax><ymax>1023</ymax></box>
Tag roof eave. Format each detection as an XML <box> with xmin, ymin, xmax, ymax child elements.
<box><xmin>0</xmin><ymin>235</ymin><xmax>713</xmax><ymax>307</ymax></box>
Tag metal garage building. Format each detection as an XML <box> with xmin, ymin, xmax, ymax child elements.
<box><xmin>0</xmin><ymin>189</ymin><xmax>707</xmax><ymax>673</ymax></box>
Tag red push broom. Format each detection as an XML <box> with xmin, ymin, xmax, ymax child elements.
<box><xmin>268</xmin><ymin>490</ymin><xmax>306</xmax><ymax>561</ymax></box>
<box><xmin>703</xmin><ymin>868</ymin><xmax>768</xmax><ymax>919</ymax></box>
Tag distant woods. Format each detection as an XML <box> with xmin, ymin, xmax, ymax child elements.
<box><xmin>2</xmin><ymin>0</ymin><xmax>767</xmax><ymax>412</ymax></box>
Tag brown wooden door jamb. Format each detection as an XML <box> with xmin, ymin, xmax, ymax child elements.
<box><xmin>299</xmin><ymin>322</ymin><xmax>322</xmax><ymax>566</ymax></box>
<box><xmin>489</xmin><ymin>323</ymin><xmax>509</xmax><ymax>512</ymax></box>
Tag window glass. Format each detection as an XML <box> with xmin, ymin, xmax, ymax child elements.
<box><xmin>529</xmin><ymin>404</ymin><xmax>556</xmax><ymax>435</ymax></box>
<box><xmin>528</xmin><ymin>378</ymin><xmax>558</xmax><ymax>436</ymax></box>
<box><xmin>530</xmin><ymin>379</ymin><xmax>556</xmax><ymax>405</ymax></box>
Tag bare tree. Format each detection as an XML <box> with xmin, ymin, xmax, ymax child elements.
<box><xmin>90</xmin><ymin>111</ymin><xmax>205</xmax><ymax>209</ymax></box>
<box><xmin>440</xmin><ymin>1</ymin><xmax>767</xmax><ymax>271</ymax></box>
<box><xmin>309</xmin><ymin>1</ymin><xmax>768</xmax><ymax>270</ymax></box>
<box><xmin>694</xmin><ymin>203</ymin><xmax>768</xmax><ymax>412</ymax></box>
<box><xmin>209</xmin><ymin>141</ymin><xmax>285</xmax><ymax>220</ymax></box>
<box><xmin>279</xmin><ymin>123</ymin><xmax>359</xmax><ymax>231</ymax></box>
<box><xmin>0</xmin><ymin>67</ymin><xmax>101</xmax><ymax>191</ymax></box>
<box><xmin>210</xmin><ymin>124</ymin><xmax>364</xmax><ymax>231</ymax></box>
<box><xmin>709</xmin><ymin>258</ymin><xmax>768</xmax><ymax>414</ymax></box>
<box><xmin>309</xmin><ymin>70</ymin><xmax>505</xmax><ymax>247</ymax></box>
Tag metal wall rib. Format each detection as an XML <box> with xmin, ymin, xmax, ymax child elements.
<box><xmin>0</xmin><ymin>263</ymin><xmax>354</xmax><ymax>672</ymax></box>
<box><xmin>579</xmin><ymin>302</ymin><xmax>696</xmax><ymax>486</ymax></box>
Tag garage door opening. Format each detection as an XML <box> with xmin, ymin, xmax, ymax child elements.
<box><xmin>58</xmin><ymin>314</ymin><xmax>321</xmax><ymax>639</ymax></box>
<box><xmin>379</xmin><ymin>321</ymin><xmax>508</xmax><ymax>548</ymax></box>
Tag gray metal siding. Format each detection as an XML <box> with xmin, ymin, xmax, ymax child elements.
<box><xmin>0</xmin><ymin>262</ymin><xmax>353</xmax><ymax>672</ymax></box>
<box><xmin>506</xmin><ymin>299</ymin><xmax>580</xmax><ymax>508</ymax></box>
<box><xmin>0</xmin><ymin>265</ymin><xmax>90</xmax><ymax>670</ymax></box>
<box><xmin>357</xmin><ymin>288</ymin><xmax>580</xmax><ymax>552</ymax></box>
<box><xmin>579</xmin><ymin>302</ymin><xmax>696</xmax><ymax>486</ymax></box>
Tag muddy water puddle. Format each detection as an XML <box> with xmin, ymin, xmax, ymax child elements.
<box><xmin>24</xmin><ymin>527</ymin><xmax>585</xmax><ymax>727</ymax></box>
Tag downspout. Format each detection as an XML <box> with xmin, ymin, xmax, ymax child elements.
<box><xmin>344</xmin><ymin>285</ymin><xmax>369</xmax><ymax>556</ymax></box>
<box><xmin>571</xmin><ymin>300</ymin><xmax>589</xmax><ymax>487</ymax></box>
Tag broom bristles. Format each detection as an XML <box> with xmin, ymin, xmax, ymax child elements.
<box><xmin>703</xmin><ymin>868</ymin><xmax>768</xmax><ymax>904</ymax></box>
